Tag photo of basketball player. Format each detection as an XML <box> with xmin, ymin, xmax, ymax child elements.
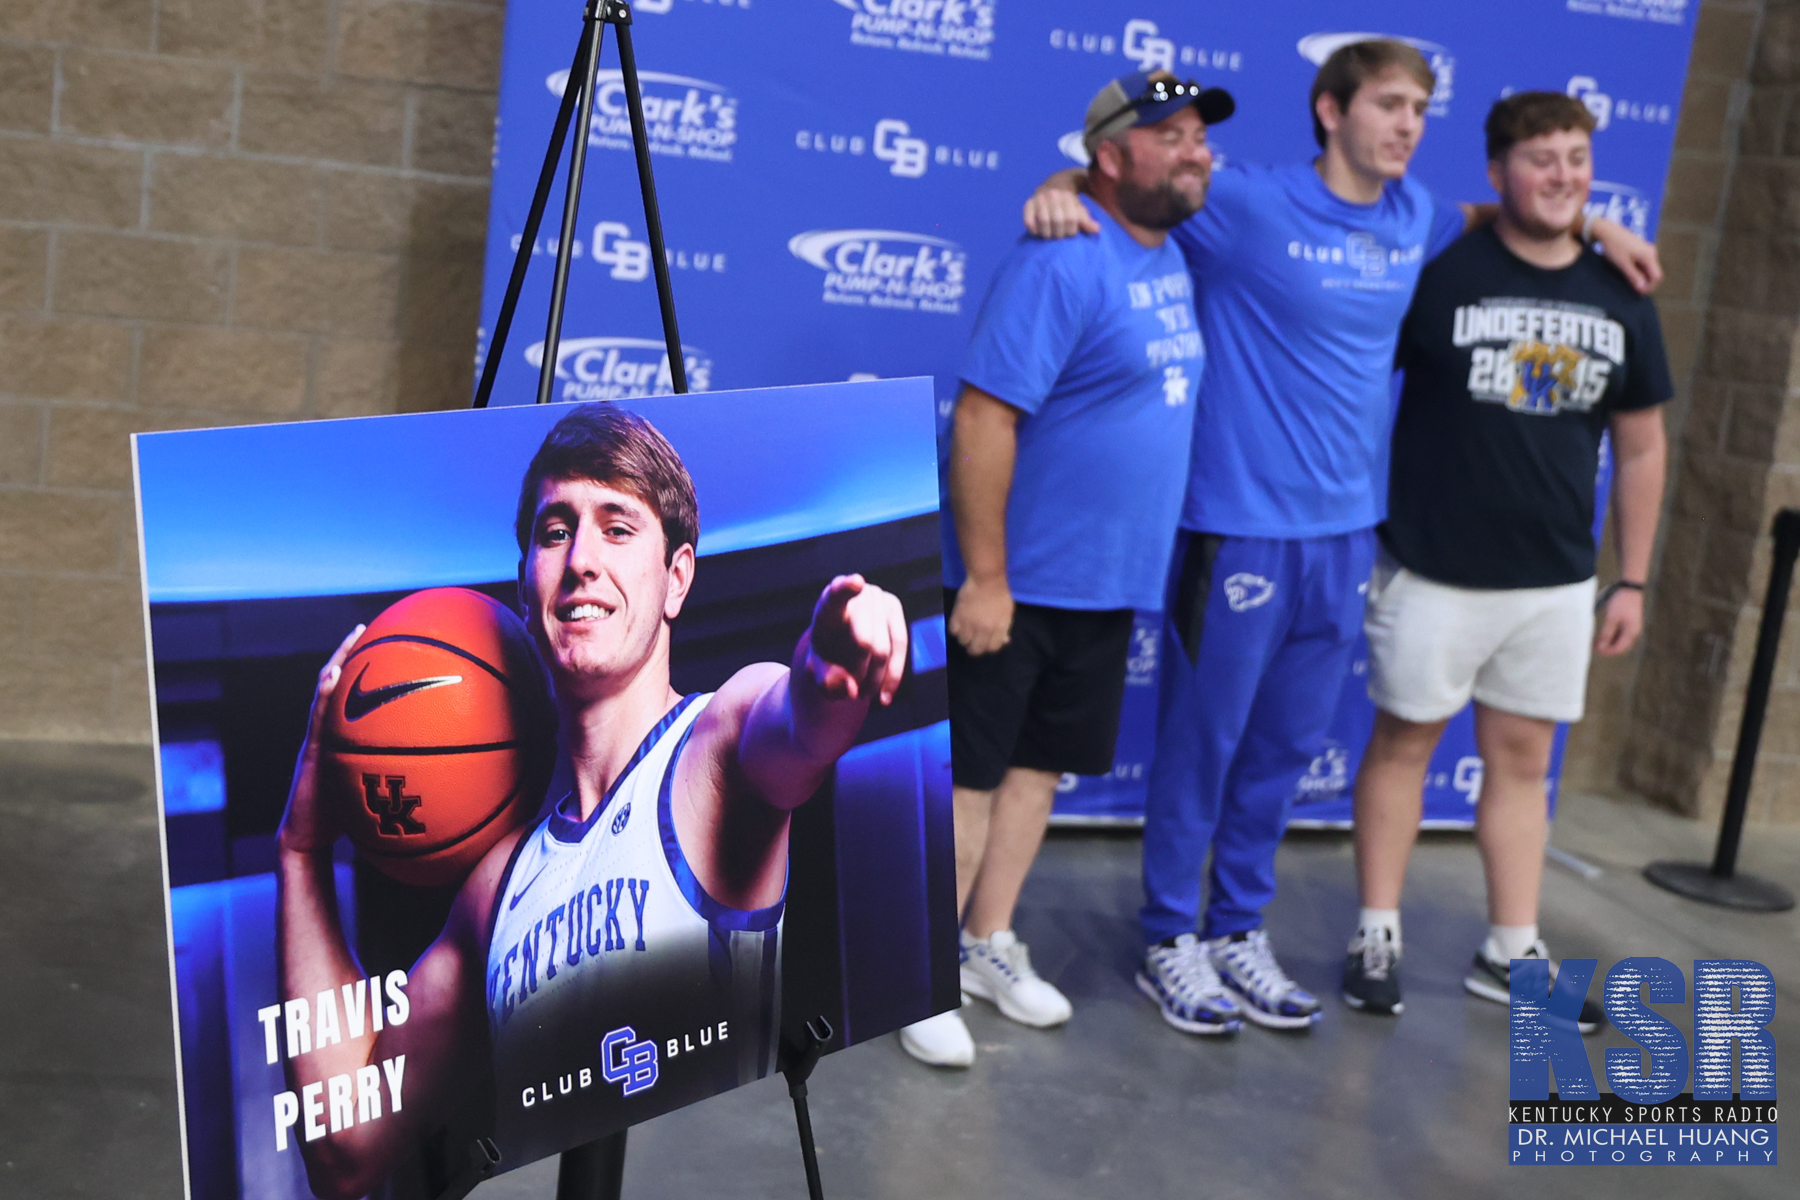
<box><xmin>265</xmin><ymin>403</ymin><xmax>911</xmax><ymax>1196</ymax></box>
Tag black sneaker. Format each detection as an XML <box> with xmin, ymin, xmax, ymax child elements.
<box><xmin>1341</xmin><ymin>927</ymin><xmax>1403</xmax><ymax>1015</ymax></box>
<box><xmin>1464</xmin><ymin>940</ymin><xmax>1605</xmax><ymax>1035</ymax></box>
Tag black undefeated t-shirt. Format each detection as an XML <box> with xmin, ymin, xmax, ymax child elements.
<box><xmin>1382</xmin><ymin>226</ymin><xmax>1672</xmax><ymax>588</ymax></box>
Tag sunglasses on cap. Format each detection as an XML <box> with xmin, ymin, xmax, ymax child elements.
<box><xmin>1092</xmin><ymin>78</ymin><xmax>1213</xmax><ymax>132</ymax></box>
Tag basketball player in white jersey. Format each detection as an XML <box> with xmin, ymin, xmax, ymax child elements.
<box><xmin>275</xmin><ymin>405</ymin><xmax>908</xmax><ymax>1198</ymax></box>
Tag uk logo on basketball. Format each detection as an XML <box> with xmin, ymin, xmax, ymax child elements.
<box><xmin>1508</xmin><ymin>958</ymin><xmax>1777</xmax><ymax>1166</ymax></box>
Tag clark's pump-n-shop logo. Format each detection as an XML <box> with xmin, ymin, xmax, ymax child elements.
<box><xmin>1297</xmin><ymin>33</ymin><xmax>1455</xmax><ymax>117</ymax></box>
<box><xmin>546</xmin><ymin>69</ymin><xmax>737</xmax><ymax>163</ymax></box>
<box><xmin>1048</xmin><ymin>18</ymin><xmax>1245</xmax><ymax>74</ymax></box>
<box><xmin>525</xmin><ymin>337</ymin><xmax>714</xmax><ymax>400</ymax></box>
<box><xmin>788</xmin><ymin>229</ymin><xmax>966</xmax><ymax>314</ymax></box>
<box><xmin>1509</xmin><ymin>957</ymin><xmax>1777</xmax><ymax>1166</ymax></box>
<box><xmin>830</xmin><ymin>0</ymin><xmax>994</xmax><ymax>61</ymax></box>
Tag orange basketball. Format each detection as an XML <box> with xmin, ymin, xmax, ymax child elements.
<box><xmin>319</xmin><ymin>588</ymin><xmax>555</xmax><ymax>887</ymax></box>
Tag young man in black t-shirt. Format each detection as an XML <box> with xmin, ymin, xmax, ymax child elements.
<box><xmin>1339</xmin><ymin>93</ymin><xmax>1670</xmax><ymax>1030</ymax></box>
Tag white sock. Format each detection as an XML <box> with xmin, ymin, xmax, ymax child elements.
<box><xmin>1485</xmin><ymin>924</ymin><xmax>1539</xmax><ymax>963</ymax></box>
<box><xmin>1354</xmin><ymin>908</ymin><xmax>1401</xmax><ymax>952</ymax></box>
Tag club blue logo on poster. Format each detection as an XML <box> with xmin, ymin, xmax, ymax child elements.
<box><xmin>1509</xmin><ymin>957</ymin><xmax>1777</xmax><ymax>1165</ymax></box>
<box><xmin>526</xmin><ymin>337</ymin><xmax>715</xmax><ymax>399</ymax></box>
<box><xmin>830</xmin><ymin>0</ymin><xmax>994</xmax><ymax>61</ymax></box>
<box><xmin>547</xmin><ymin>69</ymin><xmax>737</xmax><ymax>162</ymax></box>
<box><xmin>788</xmin><ymin>228</ymin><xmax>967</xmax><ymax>313</ymax></box>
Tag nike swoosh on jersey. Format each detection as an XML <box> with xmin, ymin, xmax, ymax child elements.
<box><xmin>508</xmin><ymin>863</ymin><xmax>552</xmax><ymax>911</ymax></box>
<box><xmin>343</xmin><ymin>665</ymin><xmax>464</xmax><ymax>721</ymax></box>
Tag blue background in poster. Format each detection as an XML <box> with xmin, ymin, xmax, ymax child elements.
<box><xmin>477</xmin><ymin>0</ymin><xmax>1698</xmax><ymax>823</ymax></box>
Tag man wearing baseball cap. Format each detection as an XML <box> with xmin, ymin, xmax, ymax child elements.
<box><xmin>899</xmin><ymin>70</ymin><xmax>1230</xmax><ymax>1067</ymax></box>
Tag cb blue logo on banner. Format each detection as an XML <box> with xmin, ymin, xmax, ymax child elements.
<box><xmin>601</xmin><ymin>1026</ymin><xmax>658</xmax><ymax>1097</ymax></box>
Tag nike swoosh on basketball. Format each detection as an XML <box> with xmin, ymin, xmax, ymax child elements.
<box><xmin>343</xmin><ymin>666</ymin><xmax>464</xmax><ymax>721</ymax></box>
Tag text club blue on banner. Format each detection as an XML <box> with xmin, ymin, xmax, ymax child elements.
<box><xmin>478</xmin><ymin>1</ymin><xmax>1700</xmax><ymax>823</ymax></box>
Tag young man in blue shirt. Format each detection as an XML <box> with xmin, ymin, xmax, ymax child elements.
<box><xmin>900</xmin><ymin>70</ymin><xmax>1229</xmax><ymax>1067</ymax></box>
<box><xmin>1024</xmin><ymin>42</ymin><xmax>1661</xmax><ymax>1036</ymax></box>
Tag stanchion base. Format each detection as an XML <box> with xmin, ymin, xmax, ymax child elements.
<box><xmin>1643</xmin><ymin>860</ymin><xmax>1796</xmax><ymax>911</ymax></box>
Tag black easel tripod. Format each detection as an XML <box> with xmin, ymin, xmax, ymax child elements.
<box><xmin>452</xmin><ymin>5</ymin><xmax>832</xmax><ymax>1196</ymax></box>
<box><xmin>472</xmin><ymin>0</ymin><xmax>686</xmax><ymax>411</ymax></box>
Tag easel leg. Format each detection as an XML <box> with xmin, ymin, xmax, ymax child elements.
<box><xmin>535</xmin><ymin>8</ymin><xmax>609</xmax><ymax>406</ymax></box>
<box><xmin>555</xmin><ymin>1130</ymin><xmax>628</xmax><ymax>1200</ymax></box>
<box><xmin>781</xmin><ymin>1016</ymin><xmax>833</xmax><ymax>1200</ymax></box>
<box><xmin>471</xmin><ymin>26</ymin><xmax>591</xmax><ymax>410</ymax></box>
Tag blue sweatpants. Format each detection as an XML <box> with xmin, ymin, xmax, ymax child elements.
<box><xmin>1140</xmin><ymin>528</ymin><xmax>1375</xmax><ymax>944</ymax></box>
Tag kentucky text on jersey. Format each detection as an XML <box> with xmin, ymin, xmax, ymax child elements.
<box><xmin>490</xmin><ymin>877</ymin><xmax>651</xmax><ymax>1024</ymax></box>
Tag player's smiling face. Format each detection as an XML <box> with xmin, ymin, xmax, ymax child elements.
<box><xmin>521</xmin><ymin>476</ymin><xmax>693</xmax><ymax>696</ymax></box>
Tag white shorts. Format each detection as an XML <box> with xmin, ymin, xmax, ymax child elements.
<box><xmin>1364</xmin><ymin>556</ymin><xmax>1596</xmax><ymax>724</ymax></box>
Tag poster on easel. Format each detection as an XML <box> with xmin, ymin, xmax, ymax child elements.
<box><xmin>134</xmin><ymin>379</ymin><xmax>956</xmax><ymax>1199</ymax></box>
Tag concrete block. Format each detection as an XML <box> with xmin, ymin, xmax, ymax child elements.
<box><xmin>0</xmin><ymin>315</ymin><xmax>133</xmax><ymax>401</ymax></box>
<box><xmin>1674</xmin><ymin>77</ymin><xmax>1733</xmax><ymax>153</ymax></box>
<box><xmin>410</xmin><ymin>88</ymin><xmax>496</xmax><ymax>176</ymax></box>
<box><xmin>0</xmin><ymin>400</ymin><xmax>43</xmax><ymax>485</ymax></box>
<box><xmin>1741</xmin><ymin>85</ymin><xmax>1789</xmax><ymax>156</ymax></box>
<box><xmin>157</xmin><ymin>0</ymin><xmax>333</xmax><ymax>72</ymax></box>
<box><xmin>0</xmin><ymin>489</ymin><xmax>129</xmax><ymax>572</ymax></box>
<box><xmin>137</xmin><ymin>326</ymin><xmax>309</xmax><ymax>414</ymax></box>
<box><xmin>240</xmin><ymin>73</ymin><xmax>407</xmax><ymax>167</ymax></box>
<box><xmin>232</xmin><ymin>246</ymin><xmax>401</xmax><ymax>335</ymax></box>
<box><xmin>337</xmin><ymin>0</ymin><xmax>503</xmax><ymax>90</ymax></box>
<box><xmin>53</xmin><ymin>232</ymin><xmax>230</xmax><ymax>324</ymax></box>
<box><xmin>1703</xmin><ymin>306</ymin><xmax>1797</xmax><ymax>385</ymax></box>
<box><xmin>0</xmin><ymin>138</ymin><xmax>144</xmax><ymax>228</ymax></box>
<box><xmin>315</xmin><ymin>337</ymin><xmax>401</xmax><ymax>416</ymax></box>
<box><xmin>321</xmin><ymin>174</ymin><xmax>486</xmax><ymax>253</ymax></box>
<box><xmin>58</xmin><ymin>49</ymin><xmax>235</xmax><ymax>148</ymax></box>
<box><xmin>0</xmin><ymin>0</ymin><xmax>154</xmax><ymax>50</ymax></box>
<box><xmin>1690</xmin><ymin>1</ymin><xmax>1760</xmax><ymax>79</ymax></box>
<box><xmin>0</xmin><ymin>226</ymin><xmax>50</xmax><ymax>312</ymax></box>
<box><xmin>1661</xmin><ymin>152</ymin><xmax>1730</xmax><ymax>225</ymax></box>
<box><xmin>44</xmin><ymin>404</ymin><xmax>148</xmax><ymax>491</ymax></box>
<box><xmin>148</xmin><ymin>153</ymin><xmax>323</xmax><ymax>246</ymax></box>
<box><xmin>0</xmin><ymin>41</ymin><xmax>55</xmax><ymax>134</ymax></box>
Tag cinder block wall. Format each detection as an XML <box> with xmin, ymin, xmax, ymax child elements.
<box><xmin>0</xmin><ymin>0</ymin><xmax>500</xmax><ymax>740</ymax></box>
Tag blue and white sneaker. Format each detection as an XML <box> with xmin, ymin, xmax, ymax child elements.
<box><xmin>1207</xmin><ymin>929</ymin><xmax>1322</xmax><ymax>1029</ymax></box>
<box><xmin>1136</xmin><ymin>933</ymin><xmax>1242</xmax><ymax>1035</ymax></box>
<box><xmin>961</xmin><ymin>930</ymin><xmax>1072</xmax><ymax>1028</ymax></box>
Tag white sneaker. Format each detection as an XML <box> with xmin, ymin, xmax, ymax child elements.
<box><xmin>898</xmin><ymin>1009</ymin><xmax>975</xmax><ymax>1067</ymax></box>
<box><xmin>960</xmin><ymin>929</ymin><xmax>1073</xmax><ymax>1028</ymax></box>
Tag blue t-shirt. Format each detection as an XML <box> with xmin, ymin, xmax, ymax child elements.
<box><xmin>1172</xmin><ymin>162</ymin><xmax>1465</xmax><ymax>538</ymax></box>
<box><xmin>945</xmin><ymin>197</ymin><xmax>1202</xmax><ymax>612</ymax></box>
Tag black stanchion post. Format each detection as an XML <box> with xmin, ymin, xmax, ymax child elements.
<box><xmin>556</xmin><ymin>1130</ymin><xmax>629</xmax><ymax>1200</ymax></box>
<box><xmin>780</xmin><ymin>1016</ymin><xmax>834</xmax><ymax>1200</ymax></box>
<box><xmin>1644</xmin><ymin>508</ymin><xmax>1800</xmax><ymax>911</ymax></box>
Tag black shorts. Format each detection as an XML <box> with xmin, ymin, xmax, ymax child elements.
<box><xmin>945</xmin><ymin>588</ymin><xmax>1134</xmax><ymax>790</ymax></box>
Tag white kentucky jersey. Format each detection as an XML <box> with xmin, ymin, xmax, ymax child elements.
<box><xmin>485</xmin><ymin>694</ymin><xmax>782</xmax><ymax>1163</ymax></box>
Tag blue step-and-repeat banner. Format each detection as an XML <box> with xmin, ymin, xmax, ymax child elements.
<box><xmin>478</xmin><ymin>0</ymin><xmax>1699</xmax><ymax>825</ymax></box>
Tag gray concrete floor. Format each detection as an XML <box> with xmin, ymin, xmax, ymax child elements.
<box><xmin>3</xmin><ymin>738</ymin><xmax>1795</xmax><ymax>1199</ymax></box>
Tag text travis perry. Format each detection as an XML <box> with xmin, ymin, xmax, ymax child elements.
<box><xmin>256</xmin><ymin>971</ymin><xmax>412</xmax><ymax>1152</ymax></box>
<box><xmin>519</xmin><ymin>1020</ymin><xmax>731</xmax><ymax>1110</ymax></box>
